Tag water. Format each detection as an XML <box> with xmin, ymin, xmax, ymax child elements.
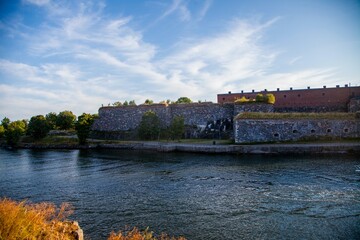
<box><xmin>1</xmin><ymin>149</ymin><xmax>359</xmax><ymax>239</ymax></box>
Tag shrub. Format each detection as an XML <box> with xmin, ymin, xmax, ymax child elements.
<box><xmin>138</xmin><ymin>111</ymin><xmax>161</xmax><ymax>140</ymax></box>
<box><xmin>1</xmin><ymin>117</ymin><xmax>10</xmax><ymax>130</ymax></box>
<box><xmin>255</xmin><ymin>94</ymin><xmax>264</xmax><ymax>102</ymax></box>
<box><xmin>266</xmin><ymin>93</ymin><xmax>276</xmax><ymax>104</ymax></box>
<box><xmin>234</xmin><ymin>96</ymin><xmax>249</xmax><ymax>103</ymax></box>
<box><xmin>175</xmin><ymin>97</ymin><xmax>192</xmax><ymax>104</ymax></box>
<box><xmin>0</xmin><ymin>198</ymin><xmax>77</xmax><ymax>240</ymax></box>
<box><xmin>169</xmin><ymin>116</ymin><xmax>185</xmax><ymax>140</ymax></box>
<box><xmin>28</xmin><ymin>115</ymin><xmax>50</xmax><ymax>139</ymax></box>
<box><xmin>108</xmin><ymin>227</ymin><xmax>186</xmax><ymax>240</ymax></box>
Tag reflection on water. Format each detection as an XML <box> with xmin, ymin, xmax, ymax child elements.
<box><xmin>1</xmin><ymin>149</ymin><xmax>360</xmax><ymax>239</ymax></box>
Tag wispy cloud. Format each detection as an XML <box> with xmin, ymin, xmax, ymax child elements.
<box><xmin>197</xmin><ymin>0</ymin><xmax>212</xmax><ymax>21</ymax></box>
<box><xmin>0</xmin><ymin>1</ymin><xmax>343</xmax><ymax>120</ymax></box>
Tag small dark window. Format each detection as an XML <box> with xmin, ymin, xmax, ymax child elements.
<box><xmin>344</xmin><ymin>128</ymin><xmax>349</xmax><ymax>133</ymax></box>
<box><xmin>322</xmin><ymin>93</ymin><xmax>325</xmax><ymax>96</ymax></box>
<box><xmin>293</xmin><ymin>130</ymin><xmax>298</xmax><ymax>134</ymax></box>
<box><xmin>327</xmin><ymin>129</ymin><xmax>332</xmax><ymax>133</ymax></box>
<box><xmin>311</xmin><ymin>129</ymin><xmax>316</xmax><ymax>133</ymax></box>
<box><xmin>274</xmin><ymin>133</ymin><xmax>279</xmax><ymax>137</ymax></box>
<box><xmin>284</xmin><ymin>95</ymin><xmax>287</xmax><ymax>98</ymax></box>
<box><xmin>298</xmin><ymin>94</ymin><xmax>301</xmax><ymax>97</ymax></box>
<box><xmin>222</xmin><ymin>98</ymin><xmax>225</xmax><ymax>100</ymax></box>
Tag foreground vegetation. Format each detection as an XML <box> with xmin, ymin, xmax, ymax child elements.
<box><xmin>0</xmin><ymin>198</ymin><xmax>186</xmax><ymax>240</ymax></box>
<box><xmin>235</xmin><ymin>112</ymin><xmax>358</xmax><ymax>120</ymax></box>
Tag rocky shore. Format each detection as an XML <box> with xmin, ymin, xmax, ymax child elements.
<box><xmin>12</xmin><ymin>141</ymin><xmax>360</xmax><ymax>155</ymax></box>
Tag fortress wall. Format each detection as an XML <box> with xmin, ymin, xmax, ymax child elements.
<box><xmin>92</xmin><ymin>104</ymin><xmax>169</xmax><ymax>131</ymax></box>
<box><xmin>234</xmin><ymin>119</ymin><xmax>360</xmax><ymax>143</ymax></box>
<box><xmin>234</xmin><ymin>103</ymin><xmax>274</xmax><ymax>115</ymax></box>
<box><xmin>92</xmin><ymin>103</ymin><xmax>237</xmax><ymax>133</ymax></box>
<box><xmin>170</xmin><ymin>103</ymin><xmax>234</xmax><ymax>126</ymax></box>
<box><xmin>218</xmin><ymin>86</ymin><xmax>360</xmax><ymax>112</ymax></box>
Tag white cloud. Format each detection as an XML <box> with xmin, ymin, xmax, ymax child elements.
<box><xmin>23</xmin><ymin>0</ymin><xmax>50</xmax><ymax>6</ymax></box>
<box><xmin>198</xmin><ymin>0</ymin><xmax>212</xmax><ymax>20</ymax></box>
<box><xmin>0</xmin><ymin>1</ymin><xmax>344</xmax><ymax>120</ymax></box>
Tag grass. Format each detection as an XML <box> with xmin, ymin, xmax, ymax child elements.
<box><xmin>21</xmin><ymin>135</ymin><xmax>79</xmax><ymax>145</ymax></box>
<box><xmin>0</xmin><ymin>198</ymin><xmax>76</xmax><ymax>240</ymax></box>
<box><xmin>1</xmin><ymin>198</ymin><xmax>186</xmax><ymax>240</ymax></box>
<box><xmin>235</xmin><ymin>112</ymin><xmax>357</xmax><ymax>120</ymax></box>
<box><xmin>108</xmin><ymin>227</ymin><xmax>186</xmax><ymax>240</ymax></box>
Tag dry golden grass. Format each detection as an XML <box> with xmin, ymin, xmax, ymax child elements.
<box><xmin>108</xmin><ymin>227</ymin><xmax>186</xmax><ymax>240</ymax></box>
<box><xmin>0</xmin><ymin>198</ymin><xmax>77</xmax><ymax>240</ymax></box>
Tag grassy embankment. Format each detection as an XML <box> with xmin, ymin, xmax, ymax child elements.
<box><xmin>0</xmin><ymin>198</ymin><xmax>186</xmax><ymax>240</ymax></box>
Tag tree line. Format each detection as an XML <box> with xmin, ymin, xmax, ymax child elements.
<box><xmin>0</xmin><ymin>111</ymin><xmax>97</xmax><ymax>146</ymax></box>
<box><xmin>0</xmin><ymin>109</ymin><xmax>186</xmax><ymax>146</ymax></box>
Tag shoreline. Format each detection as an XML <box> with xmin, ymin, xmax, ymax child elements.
<box><xmin>8</xmin><ymin>141</ymin><xmax>360</xmax><ymax>155</ymax></box>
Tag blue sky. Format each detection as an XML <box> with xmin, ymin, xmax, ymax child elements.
<box><xmin>1</xmin><ymin>0</ymin><xmax>359</xmax><ymax>120</ymax></box>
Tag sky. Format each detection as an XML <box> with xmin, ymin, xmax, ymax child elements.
<box><xmin>0</xmin><ymin>0</ymin><xmax>359</xmax><ymax>120</ymax></box>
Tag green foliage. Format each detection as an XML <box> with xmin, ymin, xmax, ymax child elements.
<box><xmin>28</xmin><ymin>115</ymin><xmax>50</xmax><ymax>139</ymax></box>
<box><xmin>129</xmin><ymin>100</ymin><xmax>136</xmax><ymax>106</ymax></box>
<box><xmin>123</xmin><ymin>101</ymin><xmax>129</xmax><ymax>106</ymax></box>
<box><xmin>144</xmin><ymin>99</ymin><xmax>154</xmax><ymax>105</ymax></box>
<box><xmin>169</xmin><ymin>116</ymin><xmax>185</xmax><ymax>140</ymax></box>
<box><xmin>255</xmin><ymin>94</ymin><xmax>264</xmax><ymax>102</ymax></box>
<box><xmin>138</xmin><ymin>111</ymin><xmax>160</xmax><ymax>140</ymax></box>
<box><xmin>175</xmin><ymin>97</ymin><xmax>192</xmax><ymax>104</ymax></box>
<box><xmin>1</xmin><ymin>117</ymin><xmax>10</xmax><ymax>130</ymax></box>
<box><xmin>0</xmin><ymin>125</ymin><xmax>4</xmax><ymax>138</ymax></box>
<box><xmin>75</xmin><ymin>113</ymin><xmax>97</xmax><ymax>144</ymax></box>
<box><xmin>113</xmin><ymin>101</ymin><xmax>122</xmax><ymax>107</ymax></box>
<box><xmin>45</xmin><ymin>112</ymin><xmax>57</xmax><ymax>130</ymax></box>
<box><xmin>56</xmin><ymin>111</ymin><xmax>76</xmax><ymax>130</ymax></box>
<box><xmin>5</xmin><ymin>120</ymin><xmax>27</xmax><ymax>146</ymax></box>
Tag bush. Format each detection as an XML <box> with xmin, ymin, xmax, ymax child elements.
<box><xmin>5</xmin><ymin>120</ymin><xmax>27</xmax><ymax>146</ymax></box>
<box><xmin>138</xmin><ymin>111</ymin><xmax>161</xmax><ymax>140</ymax></box>
<box><xmin>175</xmin><ymin>97</ymin><xmax>192</xmax><ymax>104</ymax></box>
<box><xmin>56</xmin><ymin>111</ymin><xmax>76</xmax><ymax>130</ymax></box>
<box><xmin>1</xmin><ymin>117</ymin><xmax>10</xmax><ymax>130</ymax></box>
<box><xmin>169</xmin><ymin>116</ymin><xmax>185</xmax><ymax>140</ymax></box>
<box><xmin>28</xmin><ymin>115</ymin><xmax>50</xmax><ymax>139</ymax></box>
<box><xmin>108</xmin><ymin>227</ymin><xmax>186</xmax><ymax>240</ymax></box>
<box><xmin>234</xmin><ymin>96</ymin><xmax>249</xmax><ymax>103</ymax></box>
<box><xmin>266</xmin><ymin>93</ymin><xmax>276</xmax><ymax>104</ymax></box>
<box><xmin>0</xmin><ymin>198</ymin><xmax>77</xmax><ymax>240</ymax></box>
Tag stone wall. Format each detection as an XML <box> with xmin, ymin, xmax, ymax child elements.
<box><xmin>92</xmin><ymin>103</ymin><xmax>236</xmax><ymax>132</ymax></box>
<box><xmin>348</xmin><ymin>97</ymin><xmax>360</xmax><ymax>112</ymax></box>
<box><xmin>234</xmin><ymin>103</ymin><xmax>274</xmax><ymax>115</ymax></box>
<box><xmin>234</xmin><ymin>119</ymin><xmax>360</xmax><ymax>143</ymax></box>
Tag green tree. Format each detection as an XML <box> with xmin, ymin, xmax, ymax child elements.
<box><xmin>113</xmin><ymin>101</ymin><xmax>122</xmax><ymax>107</ymax></box>
<box><xmin>1</xmin><ymin>117</ymin><xmax>10</xmax><ymax>130</ymax></box>
<box><xmin>28</xmin><ymin>115</ymin><xmax>50</xmax><ymax>139</ymax></box>
<box><xmin>56</xmin><ymin>111</ymin><xmax>76</xmax><ymax>130</ymax></box>
<box><xmin>0</xmin><ymin>125</ymin><xmax>4</xmax><ymax>138</ymax></box>
<box><xmin>45</xmin><ymin>112</ymin><xmax>57</xmax><ymax>130</ymax></box>
<box><xmin>123</xmin><ymin>101</ymin><xmax>129</xmax><ymax>106</ymax></box>
<box><xmin>138</xmin><ymin>111</ymin><xmax>160</xmax><ymax>140</ymax></box>
<box><xmin>144</xmin><ymin>99</ymin><xmax>153</xmax><ymax>105</ymax></box>
<box><xmin>129</xmin><ymin>100</ymin><xmax>136</xmax><ymax>106</ymax></box>
<box><xmin>175</xmin><ymin>97</ymin><xmax>192</xmax><ymax>104</ymax></box>
<box><xmin>255</xmin><ymin>94</ymin><xmax>264</xmax><ymax>102</ymax></box>
<box><xmin>75</xmin><ymin>113</ymin><xmax>97</xmax><ymax>144</ymax></box>
<box><xmin>5</xmin><ymin>120</ymin><xmax>27</xmax><ymax>146</ymax></box>
<box><xmin>169</xmin><ymin>116</ymin><xmax>185</xmax><ymax>140</ymax></box>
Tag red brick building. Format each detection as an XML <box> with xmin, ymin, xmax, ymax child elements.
<box><xmin>217</xmin><ymin>85</ymin><xmax>360</xmax><ymax>112</ymax></box>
